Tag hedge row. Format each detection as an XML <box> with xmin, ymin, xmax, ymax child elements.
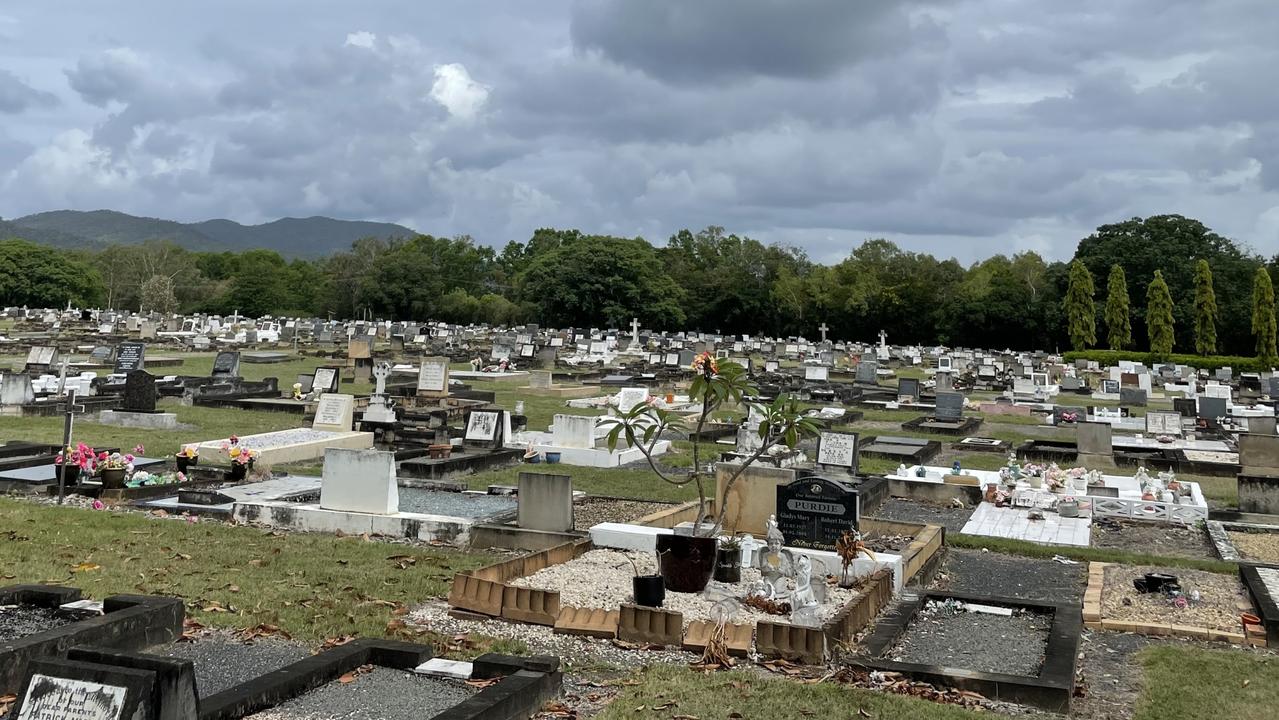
<box><xmin>1062</xmin><ymin>349</ymin><xmax>1268</xmax><ymax>373</ymax></box>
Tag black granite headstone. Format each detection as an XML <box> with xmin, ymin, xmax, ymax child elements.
<box><xmin>1119</xmin><ymin>388</ymin><xmax>1147</xmax><ymax>407</ymax></box>
<box><xmin>1173</xmin><ymin>398</ymin><xmax>1197</xmax><ymax>417</ymax></box>
<box><xmin>123</xmin><ymin>370</ymin><xmax>156</xmax><ymax>412</ymax></box>
<box><xmin>114</xmin><ymin>342</ymin><xmax>145</xmax><ymax>373</ymax></box>
<box><xmin>211</xmin><ymin>351</ymin><xmax>240</xmax><ymax>378</ymax></box>
<box><xmin>897</xmin><ymin>378</ymin><xmax>920</xmax><ymax>400</ymax></box>
<box><xmin>934</xmin><ymin>391</ymin><xmax>964</xmax><ymax>421</ymax></box>
<box><xmin>775</xmin><ymin>476</ymin><xmax>859</xmax><ymax>551</ymax></box>
<box><xmin>1197</xmin><ymin>396</ymin><xmax>1228</xmax><ymax>430</ymax></box>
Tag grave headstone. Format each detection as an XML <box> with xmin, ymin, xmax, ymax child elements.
<box><xmin>416</xmin><ymin>356</ymin><xmax>450</xmax><ymax>397</ymax></box>
<box><xmin>1119</xmin><ymin>388</ymin><xmax>1147</xmax><ymax>407</ymax></box>
<box><xmin>296</xmin><ymin>374</ymin><xmax>315</xmax><ymax>394</ymax></box>
<box><xmin>815</xmin><ymin>431</ymin><xmax>859</xmax><ymax>474</ymax></box>
<box><xmin>211</xmin><ymin>351</ymin><xmax>240</xmax><ymax>378</ymax></box>
<box><xmin>1076</xmin><ymin>421</ymin><xmax>1113</xmax><ymax>457</ymax></box>
<box><xmin>348</xmin><ymin>336</ymin><xmax>373</xmax><ymax>360</ymax></box>
<box><xmin>1216</xmin><ymin>367</ymin><xmax>1233</xmax><ymax>382</ymax></box>
<box><xmin>529</xmin><ymin>370</ymin><xmax>553</xmax><ymax>389</ymax></box>
<box><xmin>775</xmin><ymin>476</ymin><xmax>859</xmax><ymax>551</ymax></box>
<box><xmin>114</xmin><ymin>342</ymin><xmax>145</xmax><ymax>374</ymax></box>
<box><xmin>804</xmin><ymin>366</ymin><xmax>829</xmax><ymax>382</ymax></box>
<box><xmin>855</xmin><ymin>361</ymin><xmax>878</xmax><ymax>384</ymax></box>
<box><xmin>311</xmin><ymin>366</ymin><xmax>340</xmax><ymax>394</ymax></box>
<box><xmin>122</xmin><ymin>370</ymin><xmax>156</xmax><ymax>413</ymax></box>
<box><xmin>1173</xmin><ymin>398</ymin><xmax>1197</xmax><ymax>417</ymax></box>
<box><xmin>464</xmin><ymin>409</ymin><xmax>504</xmax><ymax>448</ymax></box>
<box><xmin>1239</xmin><ymin>434</ymin><xmax>1279</xmax><ymax>478</ymax></box>
<box><xmin>553</xmin><ymin>414</ymin><xmax>596</xmax><ymax>449</ymax></box>
<box><xmin>312</xmin><ymin>393</ymin><xmax>355</xmax><ymax>431</ymax></box>
<box><xmin>1250</xmin><ymin>416</ymin><xmax>1278</xmax><ymax>436</ymax></box>
<box><xmin>1145</xmin><ymin>410</ymin><xmax>1183</xmax><ymax>436</ymax></box>
<box><xmin>897</xmin><ymin>377</ymin><xmax>920</xmax><ymax>401</ymax></box>
<box><xmin>927</xmin><ymin>393</ymin><xmax>961</xmax><ymax>423</ymax></box>
<box><xmin>320</xmin><ymin>448</ymin><xmax>398</xmax><ymax>515</ymax></box>
<box><xmin>1</xmin><ymin>374</ymin><xmax>34</xmax><ymax>406</ymax></box>
<box><xmin>617</xmin><ymin>387</ymin><xmax>649</xmax><ymax>413</ymax></box>
<box><xmin>1197</xmin><ymin>396</ymin><xmax>1229</xmax><ymax>429</ymax></box>
<box><xmin>1101</xmin><ymin>379</ymin><xmax>1120</xmax><ymax>394</ymax></box>
<box><xmin>24</xmin><ymin>346</ymin><xmax>58</xmax><ymax>374</ymax></box>
<box><xmin>517</xmin><ymin>472</ymin><xmax>574</xmax><ymax>532</ymax></box>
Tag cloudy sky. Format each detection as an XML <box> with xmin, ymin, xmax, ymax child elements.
<box><xmin>1</xmin><ymin>0</ymin><xmax>1276</xmax><ymax>263</ymax></box>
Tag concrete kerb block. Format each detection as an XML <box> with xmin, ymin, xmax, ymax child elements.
<box><xmin>617</xmin><ymin>604</ymin><xmax>683</xmax><ymax>647</ymax></box>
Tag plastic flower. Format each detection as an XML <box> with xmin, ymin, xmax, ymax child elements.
<box><xmin>690</xmin><ymin>351</ymin><xmax>719</xmax><ymax>376</ymax></box>
<box><xmin>91</xmin><ymin>500</ymin><xmax>104</xmax><ymax>510</ymax></box>
<box><xmin>133</xmin><ymin>444</ymin><xmax>145</xmax><ymax>455</ymax></box>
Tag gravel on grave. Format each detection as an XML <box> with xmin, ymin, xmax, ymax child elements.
<box><xmin>573</xmin><ymin>497</ymin><xmax>675</xmax><ymax>531</ymax></box>
<box><xmin>887</xmin><ymin>601</ymin><xmax>1052</xmax><ymax>676</ymax></box>
<box><xmin>507</xmin><ymin>549</ymin><xmax>860</xmax><ymax>628</ymax></box>
<box><xmin>1101</xmin><ymin>564</ymin><xmax>1247</xmax><ymax>632</ymax></box>
<box><xmin>1226</xmin><ymin>529</ymin><xmax>1279</xmax><ymax>565</ymax></box>
<box><xmin>871</xmin><ymin>498</ymin><xmax>974</xmax><ymax>534</ymax></box>
<box><xmin>1090</xmin><ymin>518</ymin><xmax>1215</xmax><ymax>561</ymax></box>
<box><xmin>160</xmin><ymin>634</ymin><xmax>311</xmax><ymax>697</ymax></box>
<box><xmin>247</xmin><ymin>667</ymin><xmax>474</xmax><ymax>720</ymax></box>
<box><xmin>0</xmin><ymin>604</ymin><xmax>72</xmax><ymax>640</ymax></box>
<box><xmin>931</xmin><ymin>548</ymin><xmax>1087</xmax><ymax>604</ymax></box>
<box><xmin>395</xmin><ymin>488</ymin><xmax>515</xmax><ymax>519</ymax></box>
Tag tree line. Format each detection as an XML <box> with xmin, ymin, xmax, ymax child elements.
<box><xmin>3</xmin><ymin>214</ymin><xmax>1278</xmax><ymax>357</ymax></box>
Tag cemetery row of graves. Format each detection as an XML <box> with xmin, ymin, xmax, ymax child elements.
<box><xmin>1</xmin><ymin>306</ymin><xmax>1279</xmax><ymax>720</ymax></box>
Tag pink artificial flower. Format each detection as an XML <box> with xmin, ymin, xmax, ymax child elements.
<box><xmin>124</xmin><ymin>454</ymin><xmax>134</xmax><ymax>464</ymax></box>
<box><xmin>133</xmin><ymin>444</ymin><xmax>145</xmax><ymax>455</ymax></box>
<box><xmin>91</xmin><ymin>500</ymin><xmax>104</xmax><ymax>510</ymax></box>
<box><xmin>185</xmin><ymin>515</ymin><xmax>198</xmax><ymax>524</ymax></box>
<box><xmin>176</xmin><ymin>472</ymin><xmax>186</xmax><ymax>482</ymax></box>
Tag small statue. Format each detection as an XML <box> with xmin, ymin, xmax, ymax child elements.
<box><xmin>757</xmin><ymin>516</ymin><xmax>792</xmax><ymax>597</ymax></box>
<box><xmin>789</xmin><ymin>554</ymin><xmax>818</xmax><ymax>611</ymax></box>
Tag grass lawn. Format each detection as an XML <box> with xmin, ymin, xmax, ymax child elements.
<box><xmin>1137</xmin><ymin>645</ymin><xmax>1279</xmax><ymax>720</ymax></box>
<box><xmin>596</xmin><ymin>665</ymin><xmax>986</xmax><ymax>720</ymax></box>
<box><xmin>948</xmin><ymin>533</ymin><xmax>1236</xmax><ymax>574</ymax></box>
<box><xmin>0</xmin><ymin>498</ymin><xmax>508</xmax><ymax>651</ymax></box>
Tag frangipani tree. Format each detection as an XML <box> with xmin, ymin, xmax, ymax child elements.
<box><xmin>600</xmin><ymin>353</ymin><xmax>820</xmax><ymax>538</ymax></box>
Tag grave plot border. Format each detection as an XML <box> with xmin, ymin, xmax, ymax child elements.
<box><xmin>449</xmin><ymin>517</ymin><xmax>944</xmax><ymax>664</ymax></box>
<box><xmin>856</xmin><ymin>590</ymin><xmax>1081</xmax><ymax>713</ymax></box>
<box><xmin>858</xmin><ymin>436</ymin><xmax>942</xmax><ymax>465</ymax></box>
<box><xmin>1204</xmin><ymin>519</ymin><xmax>1279</xmax><ymax>564</ymax></box>
<box><xmin>0</xmin><ymin>585</ymin><xmax>185</xmax><ymax>695</ymax></box>
<box><xmin>899</xmin><ymin>415</ymin><xmax>983</xmax><ymax>436</ymax></box>
<box><xmin>1082</xmin><ymin>562</ymin><xmax>1253</xmax><ymax>646</ymax></box>
<box><xmin>1239</xmin><ymin>565</ymin><xmax>1279</xmax><ymax>648</ymax></box>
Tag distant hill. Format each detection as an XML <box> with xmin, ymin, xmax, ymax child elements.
<box><xmin>4</xmin><ymin>210</ymin><xmax>418</xmax><ymax>258</ymax></box>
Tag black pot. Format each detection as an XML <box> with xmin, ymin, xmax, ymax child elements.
<box><xmin>655</xmin><ymin>534</ymin><xmax>718</xmax><ymax>593</ymax></box>
<box><xmin>632</xmin><ymin>574</ymin><xmax>665</xmax><ymax>607</ymax></box>
<box><xmin>99</xmin><ymin>468</ymin><xmax>126</xmax><ymax>489</ymax></box>
<box><xmin>713</xmin><ymin>546</ymin><xmax>742</xmax><ymax>583</ymax></box>
<box><xmin>228</xmin><ymin>462</ymin><xmax>250</xmax><ymax>481</ymax></box>
<box><xmin>56</xmin><ymin>464</ymin><xmax>81</xmax><ymax>487</ymax></box>
<box><xmin>176</xmin><ymin>454</ymin><xmax>198</xmax><ymax>473</ymax></box>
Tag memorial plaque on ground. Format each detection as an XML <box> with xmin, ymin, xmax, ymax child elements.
<box><xmin>114</xmin><ymin>342</ymin><xmax>145</xmax><ymax>373</ymax></box>
<box><xmin>211</xmin><ymin>351</ymin><xmax>240</xmax><ymax>378</ymax></box>
<box><xmin>934</xmin><ymin>391</ymin><xmax>964</xmax><ymax>421</ymax></box>
<box><xmin>816</xmin><ymin>431</ymin><xmax>859</xmax><ymax>474</ymax></box>
<box><xmin>311</xmin><ymin>366</ymin><xmax>340</xmax><ymax>394</ymax></box>
<box><xmin>775</xmin><ymin>476</ymin><xmax>859</xmax><ymax>550</ymax></box>
<box><xmin>417</xmin><ymin>356</ymin><xmax>449</xmax><ymax>396</ymax></box>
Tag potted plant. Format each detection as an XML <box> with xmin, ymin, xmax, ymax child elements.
<box><xmin>601</xmin><ymin>353</ymin><xmax>819</xmax><ymax>593</ymax></box>
<box><xmin>627</xmin><ymin>555</ymin><xmax>665</xmax><ymax>608</ymax></box>
<box><xmin>54</xmin><ymin>442</ymin><xmax>95</xmax><ymax>486</ymax></box>
<box><xmin>97</xmin><ymin>451</ymin><xmax>134</xmax><ymax>490</ymax></box>
<box><xmin>221</xmin><ymin>436</ymin><xmax>256</xmax><ymax>481</ymax></box>
<box><xmin>175</xmin><ymin>445</ymin><xmax>199</xmax><ymax>473</ymax></box>
<box><xmin>714</xmin><ymin>535</ymin><xmax>742</xmax><ymax>583</ymax></box>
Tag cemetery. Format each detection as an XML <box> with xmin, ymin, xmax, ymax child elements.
<box><xmin>3</xmin><ymin>306</ymin><xmax>1279</xmax><ymax>719</ymax></box>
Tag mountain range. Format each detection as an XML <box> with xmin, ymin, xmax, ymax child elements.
<box><xmin>0</xmin><ymin>209</ymin><xmax>418</xmax><ymax>258</ymax></box>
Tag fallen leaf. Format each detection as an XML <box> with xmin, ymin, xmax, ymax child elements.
<box><xmin>71</xmin><ymin>562</ymin><xmax>101</xmax><ymax>573</ymax></box>
<box><xmin>337</xmin><ymin>672</ymin><xmax>357</xmax><ymax>684</ymax></box>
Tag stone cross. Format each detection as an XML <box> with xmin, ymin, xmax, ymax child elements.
<box><xmin>879</xmin><ymin>329</ymin><xmax>887</xmax><ymax>349</ymax></box>
<box><xmin>818</xmin><ymin>323</ymin><xmax>829</xmax><ymax>343</ymax></box>
<box><xmin>56</xmin><ymin>389</ymin><xmax>86</xmax><ymax>505</ymax></box>
<box><xmin>56</xmin><ymin>359</ymin><xmax>69</xmax><ymax>396</ymax></box>
<box><xmin>372</xmin><ymin>361</ymin><xmax>391</xmax><ymax>396</ymax></box>
<box><xmin>630</xmin><ymin>317</ymin><xmax>640</xmax><ymax>347</ymax></box>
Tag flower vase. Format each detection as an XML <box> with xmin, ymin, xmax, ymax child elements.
<box><xmin>229</xmin><ymin>462</ymin><xmax>251</xmax><ymax>481</ymax></box>
<box><xmin>176</xmin><ymin>454</ymin><xmax>198</xmax><ymax>473</ymax></box>
<box><xmin>99</xmin><ymin>468</ymin><xmax>127</xmax><ymax>490</ymax></box>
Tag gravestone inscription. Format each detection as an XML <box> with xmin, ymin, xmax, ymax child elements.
<box><xmin>311</xmin><ymin>366</ymin><xmax>340</xmax><ymax>394</ymax></box>
<box><xmin>211</xmin><ymin>351</ymin><xmax>240</xmax><ymax>378</ymax></box>
<box><xmin>934</xmin><ymin>391</ymin><xmax>965</xmax><ymax>421</ymax></box>
<box><xmin>815</xmin><ymin>431</ymin><xmax>859</xmax><ymax>474</ymax></box>
<box><xmin>114</xmin><ymin>342</ymin><xmax>145</xmax><ymax>373</ymax></box>
<box><xmin>775</xmin><ymin>476</ymin><xmax>859</xmax><ymax>551</ymax></box>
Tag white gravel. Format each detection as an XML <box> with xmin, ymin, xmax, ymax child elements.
<box><xmin>507</xmin><ymin>549</ymin><xmax>861</xmax><ymax>628</ymax></box>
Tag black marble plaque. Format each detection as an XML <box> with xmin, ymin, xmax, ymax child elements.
<box><xmin>934</xmin><ymin>391</ymin><xmax>964</xmax><ymax>421</ymax></box>
<box><xmin>122</xmin><ymin>370</ymin><xmax>156</xmax><ymax>412</ymax></box>
<box><xmin>775</xmin><ymin>476</ymin><xmax>858</xmax><ymax>550</ymax></box>
<box><xmin>211</xmin><ymin>351</ymin><xmax>240</xmax><ymax>377</ymax></box>
<box><xmin>114</xmin><ymin>342</ymin><xmax>145</xmax><ymax>373</ymax></box>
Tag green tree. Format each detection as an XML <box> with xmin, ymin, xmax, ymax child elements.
<box><xmin>0</xmin><ymin>239</ymin><xmax>102</xmax><ymax>307</ymax></box>
<box><xmin>518</xmin><ymin>234</ymin><xmax>686</xmax><ymax>328</ymax></box>
<box><xmin>1253</xmin><ymin>267</ymin><xmax>1277</xmax><ymax>365</ymax></box>
<box><xmin>1192</xmin><ymin>259</ymin><xmax>1218</xmax><ymax>355</ymax></box>
<box><xmin>225</xmin><ymin>250</ymin><xmax>289</xmax><ymax>317</ymax></box>
<box><xmin>1104</xmin><ymin>264</ymin><xmax>1132</xmax><ymax>350</ymax></box>
<box><xmin>1146</xmin><ymin>270</ymin><xmax>1175</xmax><ymax>355</ymax></box>
<box><xmin>1063</xmin><ymin>260</ymin><xmax>1096</xmax><ymax>350</ymax></box>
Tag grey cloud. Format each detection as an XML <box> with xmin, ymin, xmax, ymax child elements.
<box><xmin>0</xmin><ymin>70</ymin><xmax>57</xmax><ymax>113</ymax></box>
<box><xmin>570</xmin><ymin>0</ymin><xmax>917</xmax><ymax>84</ymax></box>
